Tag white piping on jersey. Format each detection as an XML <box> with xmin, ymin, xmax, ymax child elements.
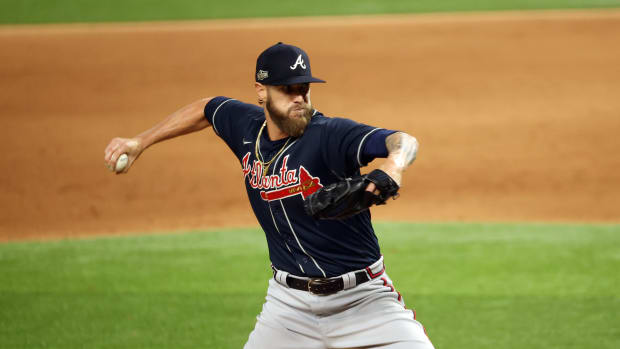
<box><xmin>271</xmin><ymin>140</ymin><xmax>298</xmax><ymax>174</ymax></box>
<box><xmin>280</xmin><ymin>200</ymin><xmax>326</xmax><ymax>277</ymax></box>
<box><xmin>211</xmin><ymin>99</ymin><xmax>235</xmax><ymax>136</ymax></box>
<box><xmin>264</xmin><ymin>140</ymin><xmax>298</xmax><ymax>271</ymax></box>
<box><xmin>269</xmin><ymin>204</ymin><xmax>293</xmax><ymax>253</ymax></box>
<box><xmin>356</xmin><ymin>128</ymin><xmax>381</xmax><ymax>167</ymax></box>
<box><xmin>270</xmin><ymin>140</ymin><xmax>327</xmax><ymax>277</ymax></box>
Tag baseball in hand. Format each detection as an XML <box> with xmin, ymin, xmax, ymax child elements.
<box><xmin>115</xmin><ymin>154</ymin><xmax>129</xmax><ymax>172</ymax></box>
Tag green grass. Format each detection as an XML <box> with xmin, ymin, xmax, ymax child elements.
<box><xmin>1</xmin><ymin>0</ymin><xmax>620</xmax><ymax>24</ymax></box>
<box><xmin>1</xmin><ymin>222</ymin><xmax>619</xmax><ymax>348</ymax></box>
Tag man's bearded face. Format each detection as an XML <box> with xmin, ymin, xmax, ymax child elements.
<box><xmin>265</xmin><ymin>84</ymin><xmax>313</xmax><ymax>137</ymax></box>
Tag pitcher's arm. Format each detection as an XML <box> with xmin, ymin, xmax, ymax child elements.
<box><xmin>104</xmin><ymin>97</ymin><xmax>213</xmax><ymax>173</ymax></box>
<box><xmin>379</xmin><ymin>132</ymin><xmax>419</xmax><ymax>186</ymax></box>
<box><xmin>366</xmin><ymin>132</ymin><xmax>418</xmax><ymax>193</ymax></box>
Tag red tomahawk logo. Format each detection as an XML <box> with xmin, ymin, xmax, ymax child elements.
<box><xmin>260</xmin><ymin>166</ymin><xmax>322</xmax><ymax>201</ymax></box>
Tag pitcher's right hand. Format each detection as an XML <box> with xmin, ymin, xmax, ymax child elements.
<box><xmin>104</xmin><ymin>137</ymin><xmax>142</xmax><ymax>174</ymax></box>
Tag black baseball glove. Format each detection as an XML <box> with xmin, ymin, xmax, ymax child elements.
<box><xmin>304</xmin><ymin>169</ymin><xmax>400</xmax><ymax>220</ymax></box>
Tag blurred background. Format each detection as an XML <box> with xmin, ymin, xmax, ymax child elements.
<box><xmin>1</xmin><ymin>1</ymin><xmax>620</xmax><ymax>240</ymax></box>
<box><xmin>1</xmin><ymin>1</ymin><xmax>619</xmax><ymax>348</ymax></box>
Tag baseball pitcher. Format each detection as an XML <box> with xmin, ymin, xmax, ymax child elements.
<box><xmin>104</xmin><ymin>42</ymin><xmax>433</xmax><ymax>349</ymax></box>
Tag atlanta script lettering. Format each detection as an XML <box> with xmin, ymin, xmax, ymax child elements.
<box><xmin>241</xmin><ymin>152</ymin><xmax>323</xmax><ymax>201</ymax></box>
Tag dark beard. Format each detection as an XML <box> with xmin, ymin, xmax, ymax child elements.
<box><xmin>266</xmin><ymin>98</ymin><xmax>312</xmax><ymax>138</ymax></box>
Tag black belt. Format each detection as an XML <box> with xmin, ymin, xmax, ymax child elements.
<box><xmin>285</xmin><ymin>270</ymin><xmax>372</xmax><ymax>296</ymax></box>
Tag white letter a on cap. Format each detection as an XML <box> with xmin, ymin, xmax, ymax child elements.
<box><xmin>290</xmin><ymin>54</ymin><xmax>307</xmax><ymax>70</ymax></box>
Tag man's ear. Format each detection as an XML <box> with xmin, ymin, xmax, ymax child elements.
<box><xmin>255</xmin><ymin>83</ymin><xmax>266</xmax><ymax>106</ymax></box>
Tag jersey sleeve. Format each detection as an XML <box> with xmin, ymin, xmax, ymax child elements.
<box><xmin>321</xmin><ymin>117</ymin><xmax>388</xmax><ymax>176</ymax></box>
<box><xmin>204</xmin><ymin>96</ymin><xmax>259</xmax><ymax>156</ymax></box>
<box><xmin>360</xmin><ymin>128</ymin><xmax>398</xmax><ymax>164</ymax></box>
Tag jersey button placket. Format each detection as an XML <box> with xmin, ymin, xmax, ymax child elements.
<box><xmin>270</xmin><ymin>201</ymin><xmax>307</xmax><ymax>275</ymax></box>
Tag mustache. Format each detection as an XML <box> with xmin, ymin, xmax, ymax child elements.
<box><xmin>289</xmin><ymin>102</ymin><xmax>309</xmax><ymax>112</ymax></box>
<box><xmin>266</xmin><ymin>99</ymin><xmax>312</xmax><ymax>137</ymax></box>
<box><xmin>287</xmin><ymin>106</ymin><xmax>310</xmax><ymax>115</ymax></box>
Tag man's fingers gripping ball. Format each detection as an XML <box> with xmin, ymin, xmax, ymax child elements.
<box><xmin>104</xmin><ymin>138</ymin><xmax>140</xmax><ymax>173</ymax></box>
<box><xmin>115</xmin><ymin>154</ymin><xmax>129</xmax><ymax>172</ymax></box>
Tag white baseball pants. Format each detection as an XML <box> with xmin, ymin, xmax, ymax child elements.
<box><xmin>244</xmin><ymin>264</ymin><xmax>434</xmax><ymax>349</ymax></box>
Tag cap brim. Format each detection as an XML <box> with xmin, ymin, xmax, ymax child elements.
<box><xmin>270</xmin><ymin>76</ymin><xmax>326</xmax><ymax>85</ymax></box>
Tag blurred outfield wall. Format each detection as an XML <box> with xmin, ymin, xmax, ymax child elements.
<box><xmin>1</xmin><ymin>0</ymin><xmax>620</xmax><ymax>24</ymax></box>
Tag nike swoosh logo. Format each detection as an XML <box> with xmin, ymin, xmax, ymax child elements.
<box><xmin>243</xmin><ymin>140</ymin><xmax>252</xmax><ymax>145</ymax></box>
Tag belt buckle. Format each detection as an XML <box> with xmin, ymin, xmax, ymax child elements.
<box><xmin>308</xmin><ymin>278</ymin><xmax>337</xmax><ymax>295</ymax></box>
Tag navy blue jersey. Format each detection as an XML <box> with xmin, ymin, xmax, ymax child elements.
<box><xmin>205</xmin><ymin>97</ymin><xmax>388</xmax><ymax>277</ymax></box>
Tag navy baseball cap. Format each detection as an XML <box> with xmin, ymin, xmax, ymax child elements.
<box><xmin>255</xmin><ymin>42</ymin><xmax>325</xmax><ymax>85</ymax></box>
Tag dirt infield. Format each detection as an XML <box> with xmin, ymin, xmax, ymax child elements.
<box><xmin>1</xmin><ymin>10</ymin><xmax>619</xmax><ymax>241</ymax></box>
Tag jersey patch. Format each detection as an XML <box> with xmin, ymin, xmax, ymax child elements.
<box><xmin>241</xmin><ymin>152</ymin><xmax>323</xmax><ymax>201</ymax></box>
